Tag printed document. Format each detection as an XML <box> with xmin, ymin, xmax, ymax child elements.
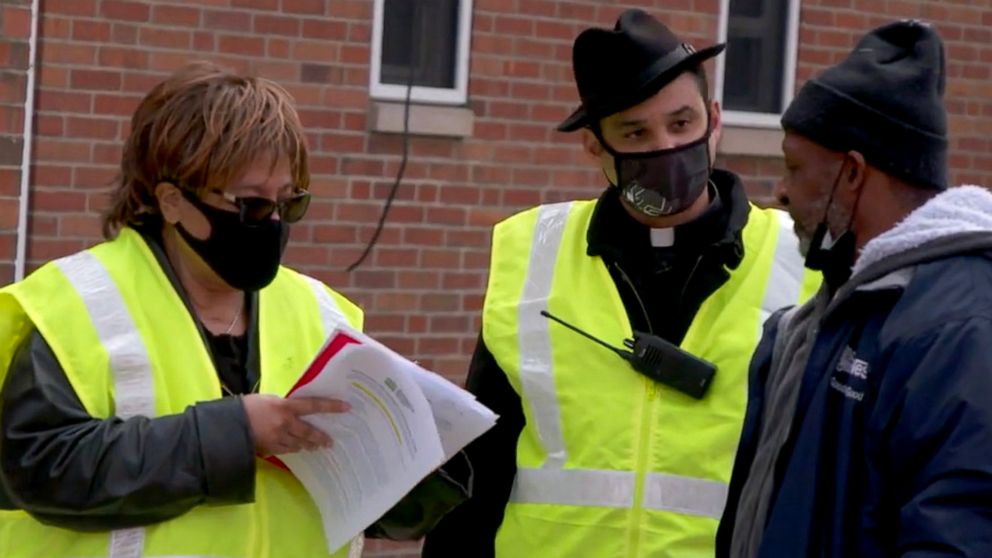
<box><xmin>277</xmin><ymin>326</ymin><xmax>497</xmax><ymax>553</ymax></box>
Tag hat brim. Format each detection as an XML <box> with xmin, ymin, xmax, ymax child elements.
<box><xmin>556</xmin><ymin>43</ymin><xmax>726</xmax><ymax>132</ymax></box>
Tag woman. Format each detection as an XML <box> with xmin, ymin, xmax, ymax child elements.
<box><xmin>0</xmin><ymin>62</ymin><xmax>466</xmax><ymax>558</ymax></box>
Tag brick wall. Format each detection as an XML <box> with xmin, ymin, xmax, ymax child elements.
<box><xmin>794</xmin><ymin>0</ymin><xmax>992</xmax><ymax>188</ymax></box>
<box><xmin>0</xmin><ymin>0</ymin><xmax>31</xmax><ymax>285</ymax></box>
<box><xmin>1</xmin><ymin>1</ymin><xmax>990</xmax><ymax>556</ymax></box>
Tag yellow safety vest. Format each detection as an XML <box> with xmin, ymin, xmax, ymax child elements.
<box><xmin>484</xmin><ymin>200</ymin><xmax>819</xmax><ymax>557</ymax></box>
<box><xmin>0</xmin><ymin>228</ymin><xmax>364</xmax><ymax>558</ymax></box>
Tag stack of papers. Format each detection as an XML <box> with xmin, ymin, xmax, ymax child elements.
<box><xmin>276</xmin><ymin>325</ymin><xmax>498</xmax><ymax>553</ymax></box>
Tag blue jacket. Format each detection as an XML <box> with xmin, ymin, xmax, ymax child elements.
<box><xmin>718</xmin><ymin>186</ymin><xmax>992</xmax><ymax>558</ymax></box>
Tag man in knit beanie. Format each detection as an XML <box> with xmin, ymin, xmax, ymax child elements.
<box><xmin>716</xmin><ymin>19</ymin><xmax>992</xmax><ymax>558</ymax></box>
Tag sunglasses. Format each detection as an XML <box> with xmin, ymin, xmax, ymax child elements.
<box><xmin>181</xmin><ymin>188</ymin><xmax>311</xmax><ymax>224</ymax></box>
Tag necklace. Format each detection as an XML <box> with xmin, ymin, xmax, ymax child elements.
<box><xmin>223</xmin><ymin>298</ymin><xmax>245</xmax><ymax>335</ymax></box>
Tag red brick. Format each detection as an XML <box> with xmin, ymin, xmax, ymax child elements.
<box><xmin>447</xmin><ymin>229</ymin><xmax>488</xmax><ymax>248</ymax></box>
<box><xmin>0</xmin><ymin>74</ymin><xmax>25</xmax><ymax>104</ymax></box>
<box><xmin>232</xmin><ymin>0</ymin><xmax>279</xmax><ymax>10</ymax></box>
<box><xmin>558</xmin><ymin>3</ymin><xmax>596</xmax><ymax>21</ymax></box>
<box><xmin>300</xmin><ymin>20</ymin><xmax>346</xmax><ymax>41</ymax></box>
<box><xmin>112</xmin><ymin>22</ymin><xmax>139</xmax><ymax>44</ymax></box>
<box><xmin>41</xmin><ymin>14</ymin><xmax>71</xmax><ymax>39</ymax></box>
<box><xmin>35</xmin><ymin>90</ymin><xmax>92</xmax><ymax>113</ymax></box>
<box><xmin>403</xmin><ymin>227</ymin><xmax>444</xmax><ymax>246</ymax></box>
<box><xmin>44</xmin><ymin>42</ymin><xmax>97</xmax><ymax>65</ymax></box>
<box><xmin>339</xmin><ymin>45</ymin><xmax>366</xmax><ymax>65</ymax></box>
<box><xmin>964</xmin><ymin>64</ymin><xmax>990</xmax><ymax>81</ymax></box>
<box><xmin>32</xmin><ymin>190</ymin><xmax>87</xmax><ymax>212</ymax></box>
<box><xmin>264</xmin><ymin>39</ymin><xmax>299</xmax><ymax>62</ymax></box>
<box><xmin>219</xmin><ymin>36</ymin><xmax>265</xmax><ymax>57</ymax></box>
<box><xmin>2</xmin><ymin>6</ymin><xmax>32</xmax><ymax>40</ymax></box>
<box><xmin>98</xmin><ymin>46</ymin><xmax>149</xmax><ymax>68</ymax></box>
<box><xmin>203</xmin><ymin>10</ymin><xmax>251</xmax><ymax>31</ymax></box>
<box><xmin>254</xmin><ymin>15</ymin><xmax>300</xmax><ymax>36</ymax></box>
<box><xmin>422</xmin><ymin>294</ymin><xmax>460</xmax><ymax>312</ymax></box>
<box><xmin>535</xmin><ymin>20</ymin><xmax>575</xmax><ymax>41</ymax></box>
<box><xmin>509</xmin><ymin>123</ymin><xmax>550</xmax><ymax>142</ymax></box>
<box><xmin>283</xmin><ymin>0</ymin><xmax>325</xmax><ymax>15</ymax></box>
<box><xmin>72</xmin><ymin>19</ymin><xmax>112</xmax><ymax>41</ymax></box>
<box><xmin>476</xmin><ymin>0</ymin><xmax>513</xmax><ymax>11</ymax></box>
<box><xmin>420</xmin><ymin>250</ymin><xmax>461</xmax><ymax>269</ymax></box>
<box><xmin>694</xmin><ymin>0</ymin><xmax>720</xmax><ymax>14</ymax></box>
<box><xmin>429</xmin><ymin>315</ymin><xmax>472</xmax><ymax>333</ymax></box>
<box><xmin>328</xmin><ymin>0</ymin><xmax>371</xmax><ymax>19</ymax></box>
<box><xmin>463</xmin><ymin>249</ymin><xmax>491</xmax><ymax>269</ymax></box>
<box><xmin>93</xmin><ymin>143</ymin><xmax>123</xmax><ymax>165</ymax></box>
<box><xmin>100</xmin><ymin>1</ymin><xmax>150</xmax><ymax>22</ymax></box>
<box><xmin>66</xmin><ymin>116</ymin><xmax>118</xmax><ymax>140</ymax></box>
<box><xmin>58</xmin><ymin>214</ymin><xmax>102</xmax><ymax>237</ymax></box>
<box><xmin>348</xmin><ymin>22</ymin><xmax>371</xmax><ymax>42</ymax></box>
<box><xmin>802</xmin><ymin>7</ymin><xmax>835</xmax><ymax>26</ymax></box>
<box><xmin>519</xmin><ymin>0</ymin><xmax>557</xmax><ymax>17</ymax></box>
<box><xmin>417</xmin><ymin>336</ymin><xmax>463</xmax><ymax>354</ymax></box>
<box><xmin>495</xmin><ymin>16</ymin><xmax>535</xmax><ymax>35</ymax></box>
<box><xmin>139</xmin><ymin>27</ymin><xmax>192</xmax><ymax>49</ymax></box>
<box><xmin>75</xmin><ymin>167</ymin><xmax>118</xmax><ymax>190</ymax></box>
<box><xmin>515</xmin><ymin>38</ymin><xmax>556</xmax><ymax>58</ymax></box>
<box><xmin>152</xmin><ymin>5</ymin><xmax>200</xmax><ymax>27</ymax></box>
<box><xmin>70</xmin><ymin>69</ymin><xmax>121</xmax><ymax>92</ymax></box>
<box><xmin>313</xmin><ymin>224</ymin><xmax>357</xmax><ymax>243</ymax></box>
<box><xmin>30</xmin><ymin>238</ymin><xmax>87</xmax><ymax>261</ymax></box>
<box><xmin>47</xmin><ymin>0</ymin><xmax>97</xmax><ymax>17</ymax></box>
<box><xmin>964</xmin><ymin>27</ymin><xmax>992</xmax><ymax>44</ymax></box>
<box><xmin>148</xmin><ymin>51</ymin><xmax>196</xmax><ymax>73</ymax></box>
<box><xmin>374</xmin><ymin>248</ymin><xmax>419</xmax><ymax>268</ymax></box>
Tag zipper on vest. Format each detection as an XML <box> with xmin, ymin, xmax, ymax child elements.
<box><xmin>679</xmin><ymin>255</ymin><xmax>705</xmax><ymax>302</ymax></box>
<box><xmin>612</xmin><ymin>262</ymin><xmax>663</xmax><ymax>555</ymax></box>
<box><xmin>613</xmin><ymin>262</ymin><xmax>661</xmax><ymax>403</ymax></box>
<box><xmin>612</xmin><ymin>262</ymin><xmax>654</xmax><ymax>335</ymax></box>
<box><xmin>628</xmin><ymin>360</ymin><xmax>656</xmax><ymax>555</ymax></box>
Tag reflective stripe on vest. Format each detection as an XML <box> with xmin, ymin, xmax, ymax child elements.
<box><xmin>54</xmin><ymin>251</ymin><xmax>155</xmax><ymax>558</ymax></box>
<box><xmin>511</xmin><ymin>468</ymin><xmax>729</xmax><ymax>519</ymax></box>
<box><xmin>508</xmin><ymin>202</ymin><xmax>802</xmax><ymax>517</ymax></box>
<box><xmin>50</xmin><ymin>251</ymin><xmax>358</xmax><ymax>558</ymax></box>
<box><xmin>301</xmin><ymin>274</ymin><xmax>346</xmax><ymax>338</ymax></box>
<box><xmin>759</xmin><ymin>211</ymin><xmax>804</xmax><ymax>323</ymax></box>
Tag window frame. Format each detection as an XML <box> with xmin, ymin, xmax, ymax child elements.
<box><xmin>369</xmin><ymin>0</ymin><xmax>474</xmax><ymax>105</ymax></box>
<box><xmin>713</xmin><ymin>0</ymin><xmax>802</xmax><ymax>128</ymax></box>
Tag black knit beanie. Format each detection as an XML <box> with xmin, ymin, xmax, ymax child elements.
<box><xmin>781</xmin><ymin>20</ymin><xmax>948</xmax><ymax>190</ymax></box>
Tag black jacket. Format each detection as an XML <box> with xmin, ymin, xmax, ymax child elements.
<box><xmin>717</xmin><ymin>186</ymin><xmax>992</xmax><ymax>558</ymax></box>
<box><xmin>422</xmin><ymin>170</ymin><xmax>751</xmax><ymax>556</ymax></box>
<box><xmin>0</xmin><ymin>228</ymin><xmax>469</xmax><ymax>540</ymax></box>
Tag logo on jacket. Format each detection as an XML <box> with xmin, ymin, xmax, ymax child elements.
<box><xmin>830</xmin><ymin>346</ymin><xmax>869</xmax><ymax>402</ymax></box>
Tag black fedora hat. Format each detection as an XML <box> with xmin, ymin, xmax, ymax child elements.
<box><xmin>557</xmin><ymin>9</ymin><xmax>726</xmax><ymax>132</ymax></box>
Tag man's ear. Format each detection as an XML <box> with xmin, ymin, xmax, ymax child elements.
<box><xmin>155</xmin><ymin>182</ymin><xmax>183</xmax><ymax>224</ymax></box>
<box><xmin>843</xmin><ymin>151</ymin><xmax>869</xmax><ymax>191</ymax></box>
<box><xmin>708</xmin><ymin>100</ymin><xmax>723</xmax><ymax>163</ymax></box>
<box><xmin>581</xmin><ymin>128</ymin><xmax>604</xmax><ymax>159</ymax></box>
<box><xmin>708</xmin><ymin>99</ymin><xmax>723</xmax><ymax>143</ymax></box>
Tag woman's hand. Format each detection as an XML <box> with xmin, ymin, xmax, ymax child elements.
<box><xmin>242</xmin><ymin>394</ymin><xmax>350</xmax><ymax>456</ymax></box>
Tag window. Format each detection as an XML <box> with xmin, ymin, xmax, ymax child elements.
<box><xmin>370</xmin><ymin>0</ymin><xmax>474</xmax><ymax>105</ymax></box>
<box><xmin>714</xmin><ymin>0</ymin><xmax>800</xmax><ymax>127</ymax></box>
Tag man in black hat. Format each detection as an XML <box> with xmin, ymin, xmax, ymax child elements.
<box><xmin>717</xmin><ymin>20</ymin><xmax>992</xmax><ymax>558</ymax></box>
<box><xmin>422</xmin><ymin>9</ymin><xmax>817</xmax><ymax>557</ymax></box>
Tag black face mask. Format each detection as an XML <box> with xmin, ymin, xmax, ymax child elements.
<box><xmin>804</xmin><ymin>166</ymin><xmax>862</xmax><ymax>289</ymax></box>
<box><xmin>599</xmin><ymin>131</ymin><xmax>712</xmax><ymax>218</ymax></box>
<box><xmin>176</xmin><ymin>191</ymin><xmax>290</xmax><ymax>291</ymax></box>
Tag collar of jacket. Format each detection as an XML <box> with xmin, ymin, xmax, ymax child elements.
<box><xmin>585</xmin><ymin>168</ymin><xmax>749</xmax><ymax>270</ymax></box>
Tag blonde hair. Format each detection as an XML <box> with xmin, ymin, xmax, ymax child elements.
<box><xmin>102</xmin><ymin>61</ymin><xmax>310</xmax><ymax>238</ymax></box>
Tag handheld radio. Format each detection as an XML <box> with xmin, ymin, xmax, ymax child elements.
<box><xmin>541</xmin><ymin>310</ymin><xmax>717</xmax><ymax>399</ymax></box>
